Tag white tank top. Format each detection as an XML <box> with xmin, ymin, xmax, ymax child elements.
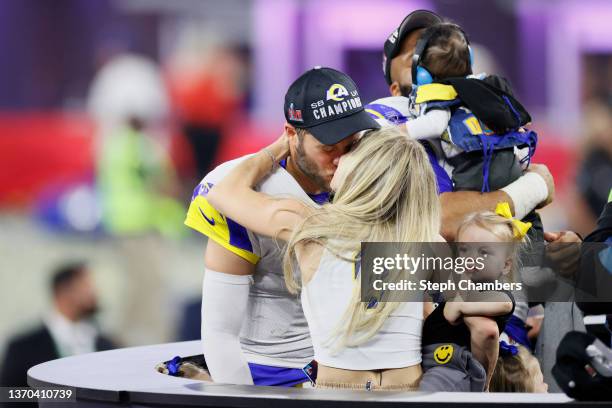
<box><xmin>301</xmin><ymin>248</ymin><xmax>423</xmax><ymax>370</ymax></box>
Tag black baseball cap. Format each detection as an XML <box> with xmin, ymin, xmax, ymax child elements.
<box><xmin>553</xmin><ymin>331</ymin><xmax>612</xmax><ymax>400</ymax></box>
<box><xmin>383</xmin><ymin>10</ymin><xmax>443</xmax><ymax>85</ymax></box>
<box><xmin>284</xmin><ymin>67</ymin><xmax>380</xmax><ymax>145</ymax></box>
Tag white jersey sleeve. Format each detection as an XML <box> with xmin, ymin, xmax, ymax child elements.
<box><xmin>365</xmin><ymin>96</ymin><xmax>415</xmax><ymax>127</ymax></box>
<box><xmin>185</xmin><ymin>156</ymin><xmax>261</xmax><ymax>264</ymax></box>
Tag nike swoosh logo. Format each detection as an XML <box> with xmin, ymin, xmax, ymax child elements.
<box><xmin>199</xmin><ymin>208</ymin><xmax>215</xmax><ymax>226</ymax></box>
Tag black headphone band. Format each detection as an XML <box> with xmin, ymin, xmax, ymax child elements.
<box><xmin>411</xmin><ymin>28</ymin><xmax>436</xmax><ymax>85</ymax></box>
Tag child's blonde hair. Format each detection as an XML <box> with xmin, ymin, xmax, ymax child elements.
<box><xmin>456</xmin><ymin>210</ymin><xmax>529</xmax><ymax>280</ymax></box>
<box><xmin>490</xmin><ymin>345</ymin><xmax>541</xmax><ymax>392</ymax></box>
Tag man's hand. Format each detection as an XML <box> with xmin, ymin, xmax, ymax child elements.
<box><xmin>526</xmin><ymin>164</ymin><xmax>555</xmax><ymax>208</ymax></box>
<box><xmin>544</xmin><ymin>231</ymin><xmax>582</xmax><ymax>278</ymax></box>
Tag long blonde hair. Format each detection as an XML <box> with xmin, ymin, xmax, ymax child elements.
<box><xmin>282</xmin><ymin>126</ymin><xmax>440</xmax><ymax>348</ymax></box>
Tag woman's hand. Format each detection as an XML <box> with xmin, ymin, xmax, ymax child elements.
<box><xmin>206</xmin><ymin>128</ymin><xmax>307</xmax><ymax>242</ymax></box>
<box><xmin>264</xmin><ymin>133</ymin><xmax>290</xmax><ymax>163</ymax></box>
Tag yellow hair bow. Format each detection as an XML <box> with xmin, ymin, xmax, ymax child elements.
<box><xmin>495</xmin><ymin>202</ymin><xmax>532</xmax><ymax>239</ymax></box>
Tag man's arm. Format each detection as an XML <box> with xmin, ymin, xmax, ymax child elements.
<box><xmin>201</xmin><ymin>241</ymin><xmax>256</xmax><ymax>385</ymax></box>
<box><xmin>440</xmin><ymin>164</ymin><xmax>555</xmax><ymax>241</ymax></box>
<box><xmin>464</xmin><ymin>316</ymin><xmax>500</xmax><ymax>391</ymax></box>
<box><xmin>440</xmin><ymin>190</ymin><xmax>511</xmax><ymax>241</ymax></box>
<box><xmin>185</xmin><ymin>156</ymin><xmax>266</xmax><ymax>384</ymax></box>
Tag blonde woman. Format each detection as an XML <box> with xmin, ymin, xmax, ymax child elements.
<box><xmin>207</xmin><ymin>126</ymin><xmax>441</xmax><ymax>390</ymax></box>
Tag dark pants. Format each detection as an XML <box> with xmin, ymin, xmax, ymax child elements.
<box><xmin>420</xmin><ymin>343</ymin><xmax>486</xmax><ymax>392</ymax></box>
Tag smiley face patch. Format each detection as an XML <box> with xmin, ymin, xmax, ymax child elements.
<box><xmin>433</xmin><ymin>344</ymin><xmax>454</xmax><ymax>364</ymax></box>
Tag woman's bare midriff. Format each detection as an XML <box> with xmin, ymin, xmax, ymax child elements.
<box><xmin>316</xmin><ymin>363</ymin><xmax>422</xmax><ymax>391</ymax></box>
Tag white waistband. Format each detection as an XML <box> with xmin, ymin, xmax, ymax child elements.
<box><xmin>243</xmin><ymin>352</ymin><xmax>311</xmax><ymax>369</ymax></box>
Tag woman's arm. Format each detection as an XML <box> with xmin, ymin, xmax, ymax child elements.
<box><xmin>207</xmin><ymin>135</ymin><xmax>309</xmax><ymax>241</ymax></box>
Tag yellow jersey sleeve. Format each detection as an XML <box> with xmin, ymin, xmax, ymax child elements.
<box><xmin>184</xmin><ymin>182</ymin><xmax>260</xmax><ymax>264</ymax></box>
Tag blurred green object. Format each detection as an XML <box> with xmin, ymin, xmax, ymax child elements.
<box><xmin>97</xmin><ymin>125</ymin><xmax>185</xmax><ymax>239</ymax></box>
<box><xmin>608</xmin><ymin>188</ymin><xmax>612</xmax><ymax>203</ymax></box>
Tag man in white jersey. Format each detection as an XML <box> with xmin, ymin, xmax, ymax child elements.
<box><xmin>184</xmin><ymin>67</ymin><xmax>380</xmax><ymax>386</ymax></box>
<box><xmin>363</xmin><ymin>9</ymin><xmax>544</xmax><ymax>388</ymax></box>
<box><xmin>369</xmin><ymin>10</ymin><xmax>582</xmax><ymax>391</ymax></box>
<box><xmin>370</xmin><ymin>10</ymin><xmax>555</xmax><ymax>240</ymax></box>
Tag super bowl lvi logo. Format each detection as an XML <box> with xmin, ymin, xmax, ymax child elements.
<box><xmin>326</xmin><ymin>84</ymin><xmax>350</xmax><ymax>101</ymax></box>
<box><xmin>433</xmin><ymin>344</ymin><xmax>454</xmax><ymax>364</ymax></box>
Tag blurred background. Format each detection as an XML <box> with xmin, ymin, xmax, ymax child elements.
<box><xmin>0</xmin><ymin>0</ymin><xmax>611</xmax><ymax>380</ymax></box>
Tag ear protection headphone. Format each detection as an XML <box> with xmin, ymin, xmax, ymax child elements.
<box><xmin>411</xmin><ymin>24</ymin><xmax>474</xmax><ymax>86</ymax></box>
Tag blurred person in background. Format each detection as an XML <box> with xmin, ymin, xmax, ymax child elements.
<box><xmin>577</xmin><ymin>188</ymin><xmax>612</xmax><ymax>316</ymax></box>
<box><xmin>571</xmin><ymin>98</ymin><xmax>612</xmax><ymax>236</ymax></box>
<box><xmin>0</xmin><ymin>262</ymin><xmax>115</xmax><ymax>390</ymax></box>
<box><xmin>166</xmin><ymin>35</ymin><xmax>247</xmax><ymax>181</ymax></box>
<box><xmin>87</xmin><ymin>54</ymin><xmax>185</xmax><ymax>345</ymax></box>
<box><xmin>166</xmin><ymin>39</ymin><xmax>248</xmax><ymax>344</ymax></box>
<box><xmin>88</xmin><ymin>53</ymin><xmax>185</xmax><ymax>239</ymax></box>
